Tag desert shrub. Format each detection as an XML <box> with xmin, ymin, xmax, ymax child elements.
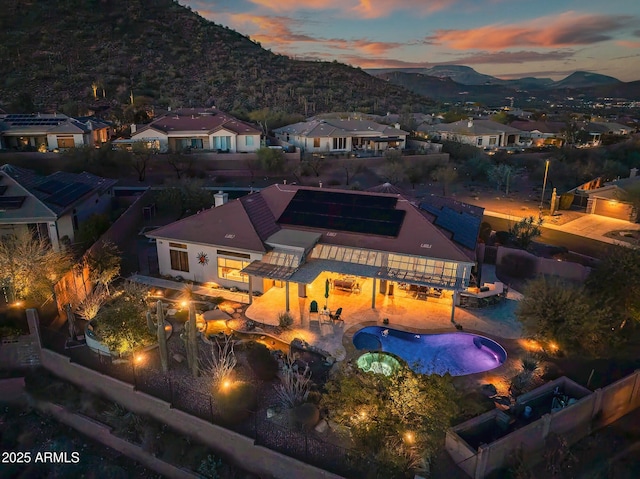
<box><xmin>292</xmin><ymin>402</ymin><xmax>320</xmax><ymax>430</ymax></box>
<box><xmin>479</xmin><ymin>222</ymin><xmax>493</xmax><ymax>244</ymax></box>
<box><xmin>245</xmin><ymin>341</ymin><xmax>279</xmax><ymax>380</ymax></box>
<box><xmin>214</xmin><ymin>381</ymin><xmax>257</xmax><ymax>424</ymax></box>
<box><xmin>495</xmin><ymin>230</ymin><xmax>510</xmax><ymax>245</ymax></box>
<box><xmin>278</xmin><ymin>311</ymin><xmax>294</xmax><ymax>329</ymax></box>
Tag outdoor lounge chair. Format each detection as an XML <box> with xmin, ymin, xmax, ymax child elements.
<box><xmin>330</xmin><ymin>307</ymin><xmax>343</xmax><ymax>322</ymax></box>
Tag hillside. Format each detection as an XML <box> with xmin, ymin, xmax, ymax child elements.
<box><xmin>0</xmin><ymin>0</ymin><xmax>433</xmax><ymax>116</ymax></box>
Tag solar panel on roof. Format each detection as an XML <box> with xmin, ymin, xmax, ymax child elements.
<box><xmin>0</xmin><ymin>196</ymin><xmax>26</xmax><ymax>209</ymax></box>
<box><xmin>278</xmin><ymin>190</ymin><xmax>405</xmax><ymax>237</ymax></box>
<box><xmin>35</xmin><ymin>179</ymin><xmax>66</xmax><ymax>194</ymax></box>
<box><xmin>421</xmin><ymin>203</ymin><xmax>480</xmax><ymax>250</ymax></box>
<box><xmin>47</xmin><ymin>183</ymin><xmax>92</xmax><ymax>207</ymax></box>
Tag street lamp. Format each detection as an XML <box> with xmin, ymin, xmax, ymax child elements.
<box><xmin>540</xmin><ymin>159</ymin><xmax>550</xmax><ymax>212</ymax></box>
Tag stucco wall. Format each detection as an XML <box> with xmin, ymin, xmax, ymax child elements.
<box><xmin>496</xmin><ymin>246</ymin><xmax>591</xmax><ymax>282</ymax></box>
<box><xmin>39</xmin><ymin>349</ymin><xmax>343</xmax><ymax>479</ymax></box>
<box><xmin>447</xmin><ymin>371</ymin><xmax>640</xmax><ymax>478</ymax></box>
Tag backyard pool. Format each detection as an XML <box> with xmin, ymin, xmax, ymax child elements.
<box><xmin>352</xmin><ymin>326</ymin><xmax>507</xmax><ymax>376</ymax></box>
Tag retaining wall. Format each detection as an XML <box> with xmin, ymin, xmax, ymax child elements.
<box><xmin>39</xmin><ymin>348</ymin><xmax>342</xmax><ymax>479</ymax></box>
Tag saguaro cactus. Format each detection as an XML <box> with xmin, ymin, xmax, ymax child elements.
<box><xmin>187</xmin><ymin>301</ymin><xmax>199</xmax><ymax>377</ymax></box>
<box><xmin>156</xmin><ymin>300</ymin><xmax>169</xmax><ymax>373</ymax></box>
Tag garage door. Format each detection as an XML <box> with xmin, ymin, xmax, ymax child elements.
<box><xmin>592</xmin><ymin>198</ymin><xmax>633</xmax><ymax>221</ymax></box>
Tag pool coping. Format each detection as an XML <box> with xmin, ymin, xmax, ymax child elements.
<box><xmin>342</xmin><ymin>320</ymin><xmax>516</xmax><ymax>376</ymax></box>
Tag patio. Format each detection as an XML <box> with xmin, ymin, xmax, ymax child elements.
<box><xmin>245</xmin><ymin>266</ymin><xmax>523</xmax><ymax>360</ymax></box>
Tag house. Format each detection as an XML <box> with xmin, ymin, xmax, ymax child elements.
<box><xmin>425</xmin><ymin>119</ymin><xmax>522</xmax><ymax>149</ymax></box>
<box><xmin>0</xmin><ymin>113</ymin><xmax>112</xmax><ymax>151</ymax></box>
<box><xmin>127</xmin><ymin>108</ymin><xmax>261</xmax><ymax>153</ymax></box>
<box><xmin>147</xmin><ymin>185</ymin><xmax>481</xmax><ymax>315</ymax></box>
<box><xmin>568</xmin><ymin>170</ymin><xmax>639</xmax><ymax>222</ymax></box>
<box><xmin>509</xmin><ymin>120</ymin><xmax>566</xmax><ymax>147</ymax></box>
<box><xmin>0</xmin><ymin>164</ymin><xmax>117</xmax><ymax>250</ymax></box>
<box><xmin>273</xmin><ymin>118</ymin><xmax>408</xmax><ymax>154</ymax></box>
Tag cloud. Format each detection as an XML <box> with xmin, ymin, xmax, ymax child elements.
<box><xmin>247</xmin><ymin>0</ymin><xmax>458</xmax><ymax>19</ymax></box>
<box><xmin>444</xmin><ymin>50</ymin><xmax>576</xmax><ymax>65</ymax></box>
<box><xmin>226</xmin><ymin>13</ymin><xmax>404</xmax><ymax>54</ymax></box>
<box><xmin>617</xmin><ymin>40</ymin><xmax>640</xmax><ymax>48</ymax></box>
<box><xmin>428</xmin><ymin>12</ymin><xmax>632</xmax><ymax>50</ymax></box>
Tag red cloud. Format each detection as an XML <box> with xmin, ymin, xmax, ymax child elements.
<box><xmin>227</xmin><ymin>13</ymin><xmax>403</xmax><ymax>55</ymax></box>
<box><xmin>429</xmin><ymin>12</ymin><xmax>630</xmax><ymax>50</ymax></box>
<box><xmin>248</xmin><ymin>0</ymin><xmax>457</xmax><ymax>19</ymax></box>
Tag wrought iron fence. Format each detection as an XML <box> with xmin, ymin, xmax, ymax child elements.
<box><xmin>40</xmin><ymin>327</ymin><xmax>371</xmax><ymax>478</ymax></box>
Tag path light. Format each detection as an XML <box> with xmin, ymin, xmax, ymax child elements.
<box><xmin>135</xmin><ymin>353</ymin><xmax>145</xmax><ymax>363</ymax></box>
<box><xmin>404</xmin><ymin>431</ymin><xmax>414</xmax><ymax>444</ymax></box>
<box><xmin>180</xmin><ymin>300</ymin><xmax>188</xmax><ymax>308</ymax></box>
<box><xmin>547</xmin><ymin>341</ymin><xmax>559</xmax><ymax>353</ymax></box>
<box><xmin>221</xmin><ymin>379</ymin><xmax>232</xmax><ymax>391</ymax></box>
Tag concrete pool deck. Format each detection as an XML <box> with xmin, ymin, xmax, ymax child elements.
<box><xmin>245</xmin><ymin>265</ymin><xmax>523</xmax><ymax>361</ymax></box>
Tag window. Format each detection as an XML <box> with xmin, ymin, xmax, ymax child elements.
<box><xmin>245</xmin><ymin>136</ymin><xmax>254</xmax><ymax>146</ymax></box>
<box><xmin>214</xmin><ymin>136</ymin><xmax>231</xmax><ymax>150</ymax></box>
<box><xmin>169</xmin><ymin>242</ymin><xmax>187</xmax><ymax>249</ymax></box>
<box><xmin>191</xmin><ymin>138</ymin><xmax>204</xmax><ymax>149</ymax></box>
<box><xmin>170</xmin><ymin>249</ymin><xmax>189</xmax><ymax>272</ymax></box>
<box><xmin>332</xmin><ymin>137</ymin><xmax>347</xmax><ymax>150</ymax></box>
<box><xmin>489</xmin><ymin>137</ymin><xmax>497</xmax><ymax>146</ymax></box>
<box><xmin>477</xmin><ymin>138</ymin><xmax>483</xmax><ymax>146</ymax></box>
<box><xmin>313</xmin><ymin>138</ymin><xmax>320</xmax><ymax>148</ymax></box>
<box><xmin>217</xmin><ymin>257</ymin><xmax>249</xmax><ymax>283</ymax></box>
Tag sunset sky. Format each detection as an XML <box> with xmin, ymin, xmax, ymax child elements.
<box><xmin>184</xmin><ymin>0</ymin><xmax>640</xmax><ymax>82</ymax></box>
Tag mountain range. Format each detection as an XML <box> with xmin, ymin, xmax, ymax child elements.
<box><xmin>0</xmin><ymin>0</ymin><xmax>432</xmax><ymax>116</ymax></box>
<box><xmin>367</xmin><ymin>66</ymin><xmax>640</xmax><ymax>105</ymax></box>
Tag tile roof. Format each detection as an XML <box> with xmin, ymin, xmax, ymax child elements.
<box><xmin>134</xmin><ymin>110</ymin><xmax>260</xmax><ymax>137</ymax></box>
<box><xmin>430</xmin><ymin>119</ymin><xmax>522</xmax><ymax>136</ymax></box>
<box><xmin>274</xmin><ymin>118</ymin><xmax>409</xmax><ymax>138</ymax></box>
<box><xmin>0</xmin><ymin>164</ymin><xmax>117</xmax><ymax>215</ymax></box>
<box><xmin>509</xmin><ymin>120</ymin><xmax>565</xmax><ymax>134</ymax></box>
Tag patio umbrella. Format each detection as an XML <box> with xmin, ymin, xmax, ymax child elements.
<box><xmin>325</xmin><ymin>278</ymin><xmax>330</xmax><ymax>309</ymax></box>
<box><xmin>66</xmin><ymin>303</ymin><xmax>77</xmax><ymax>341</ymax></box>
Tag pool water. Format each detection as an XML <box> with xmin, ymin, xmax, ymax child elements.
<box><xmin>353</xmin><ymin>326</ymin><xmax>507</xmax><ymax>376</ymax></box>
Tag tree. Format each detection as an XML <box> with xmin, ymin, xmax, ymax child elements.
<box><xmin>405</xmin><ymin>163</ymin><xmax>426</xmax><ymax>189</ymax></box>
<box><xmin>487</xmin><ymin>163</ymin><xmax>513</xmax><ymax>193</ymax></box>
<box><xmin>166</xmin><ymin>151</ymin><xmax>193</xmax><ymax>179</ymax></box>
<box><xmin>508</xmin><ymin>216</ymin><xmax>543</xmax><ymax>249</ymax></box>
<box><xmin>0</xmin><ymin>230</ymin><xmax>72</xmax><ymax>304</ymax></box>
<box><xmin>431</xmin><ymin>165</ymin><xmax>458</xmax><ymax>195</ymax></box>
<box><xmin>322</xmin><ymin>363</ymin><xmax>458</xmax><ymax>476</ymax></box>
<box><xmin>340</xmin><ymin>159</ymin><xmax>364</xmax><ymax>186</ymax></box>
<box><xmin>76</xmin><ymin>285</ymin><xmax>107</xmax><ymax>321</ymax></box>
<box><xmin>157</xmin><ymin>179</ymin><xmax>214</xmax><ymax>216</ymax></box>
<box><xmin>130</xmin><ymin>142</ymin><xmax>157</xmax><ymax>182</ymax></box>
<box><xmin>256</xmin><ymin>146</ymin><xmax>285</xmax><ymax>174</ymax></box>
<box><xmin>586</xmin><ymin>246</ymin><xmax>640</xmax><ymax>330</ymax></box>
<box><xmin>516</xmin><ymin>276</ymin><xmax>612</xmax><ymax>357</ymax></box>
<box><xmin>84</xmin><ymin>240</ymin><xmax>121</xmax><ymax>296</ymax></box>
<box><xmin>76</xmin><ymin>213</ymin><xmax>111</xmax><ymax>246</ymax></box>
<box><xmin>94</xmin><ymin>294</ymin><xmax>154</xmax><ymax>356</ymax></box>
<box><xmin>302</xmin><ymin>153</ymin><xmax>324</xmax><ymax>177</ymax></box>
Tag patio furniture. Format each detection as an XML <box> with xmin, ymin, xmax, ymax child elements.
<box><xmin>334</xmin><ymin>279</ymin><xmax>355</xmax><ymax>292</ymax></box>
<box><xmin>330</xmin><ymin>307</ymin><xmax>343</xmax><ymax>322</ymax></box>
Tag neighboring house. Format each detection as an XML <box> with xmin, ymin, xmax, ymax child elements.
<box><xmin>273</xmin><ymin>118</ymin><xmax>408</xmax><ymax>154</ymax></box>
<box><xmin>0</xmin><ymin>164</ymin><xmax>117</xmax><ymax>251</ymax></box>
<box><xmin>581</xmin><ymin>121</ymin><xmax>634</xmax><ymax>146</ymax></box>
<box><xmin>568</xmin><ymin>170</ymin><xmax>639</xmax><ymax>222</ymax></box>
<box><xmin>147</xmin><ymin>185</ymin><xmax>481</xmax><ymax>312</ymax></box>
<box><xmin>0</xmin><ymin>113</ymin><xmax>111</xmax><ymax>151</ymax></box>
<box><xmin>126</xmin><ymin>107</ymin><xmax>261</xmax><ymax>153</ymax></box>
<box><xmin>425</xmin><ymin>119</ymin><xmax>522</xmax><ymax>148</ymax></box>
<box><xmin>509</xmin><ymin>120</ymin><xmax>566</xmax><ymax>147</ymax></box>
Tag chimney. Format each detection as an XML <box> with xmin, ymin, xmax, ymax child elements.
<box><xmin>130</xmin><ymin>124</ymin><xmax>137</xmax><ymax>134</ymax></box>
<box><xmin>283</xmin><ymin>179</ymin><xmax>287</xmax><ymax>185</ymax></box>
<box><xmin>214</xmin><ymin>191</ymin><xmax>229</xmax><ymax>207</ymax></box>
<box><xmin>467</xmin><ymin>119</ymin><xmax>473</xmax><ymax>128</ymax></box>
<box><xmin>319</xmin><ymin>181</ymin><xmax>323</xmax><ymax>188</ymax></box>
<box><xmin>630</xmin><ymin>168</ymin><xmax>638</xmax><ymax>178</ymax></box>
<box><xmin>168</xmin><ymin>106</ymin><xmax>171</xmax><ymax>112</ymax></box>
<box><xmin>394</xmin><ymin>123</ymin><xmax>400</xmax><ymax>129</ymax></box>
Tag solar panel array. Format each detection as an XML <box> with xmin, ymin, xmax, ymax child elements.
<box><xmin>35</xmin><ymin>179</ymin><xmax>66</xmax><ymax>195</ymax></box>
<box><xmin>47</xmin><ymin>183</ymin><xmax>92</xmax><ymax>207</ymax></box>
<box><xmin>278</xmin><ymin>189</ymin><xmax>405</xmax><ymax>237</ymax></box>
<box><xmin>0</xmin><ymin>196</ymin><xmax>26</xmax><ymax>209</ymax></box>
<box><xmin>3</xmin><ymin>114</ymin><xmax>66</xmax><ymax>127</ymax></box>
<box><xmin>420</xmin><ymin>203</ymin><xmax>480</xmax><ymax>250</ymax></box>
